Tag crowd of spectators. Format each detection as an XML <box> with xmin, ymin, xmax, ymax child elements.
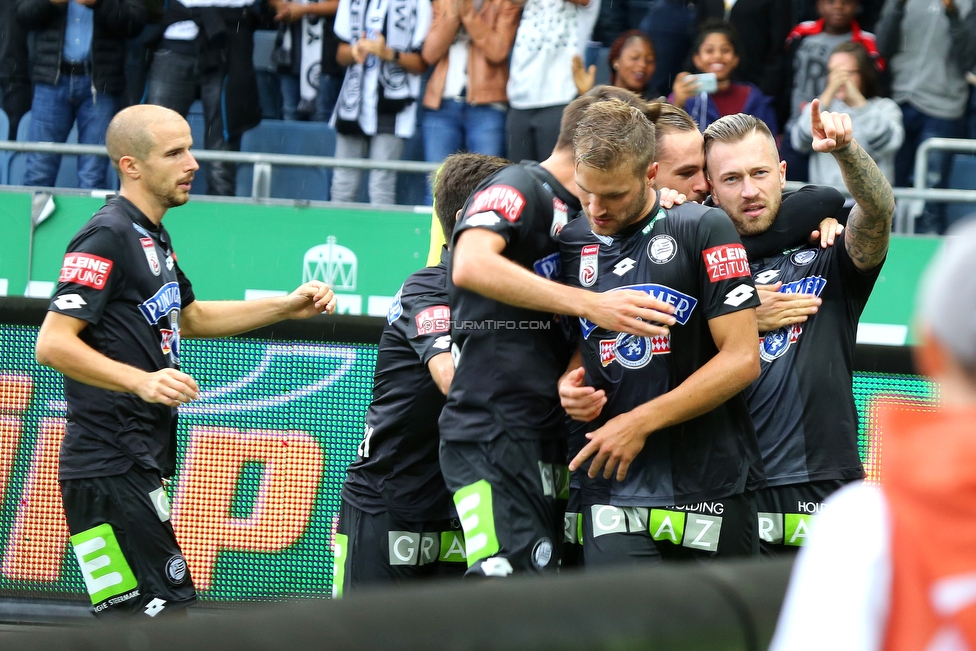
<box><xmin>1</xmin><ymin>0</ymin><xmax>976</xmax><ymax>232</ymax></box>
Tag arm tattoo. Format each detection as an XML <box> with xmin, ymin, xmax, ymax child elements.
<box><xmin>834</xmin><ymin>139</ymin><xmax>895</xmax><ymax>270</ymax></box>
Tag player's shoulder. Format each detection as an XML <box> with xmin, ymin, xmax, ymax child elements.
<box><xmin>782</xmin><ymin>184</ymin><xmax>846</xmax><ymax>219</ymax></box>
<box><xmin>400</xmin><ymin>263</ymin><xmax>448</xmax><ymax>300</ymax></box>
<box><xmin>664</xmin><ymin>201</ymin><xmax>732</xmax><ymax>236</ymax></box>
<box><xmin>558</xmin><ymin>213</ymin><xmax>598</xmax><ymax>247</ymax></box>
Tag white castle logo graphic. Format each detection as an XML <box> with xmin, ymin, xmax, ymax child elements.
<box><xmin>303</xmin><ymin>236</ymin><xmax>357</xmax><ymax>291</ymax></box>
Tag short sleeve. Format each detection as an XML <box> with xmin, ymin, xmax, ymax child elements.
<box><xmin>49</xmin><ymin>226</ymin><xmax>124</xmax><ymax>325</ymax></box>
<box><xmin>173</xmin><ymin>255</ymin><xmax>195</xmax><ymax>308</ymax></box>
<box><xmin>452</xmin><ymin>166</ymin><xmax>536</xmax><ymax>249</ymax></box>
<box><xmin>399</xmin><ymin>278</ymin><xmax>452</xmax><ymax>365</ymax></box>
<box><xmin>696</xmin><ymin>208</ymin><xmax>760</xmax><ymax>320</ymax></box>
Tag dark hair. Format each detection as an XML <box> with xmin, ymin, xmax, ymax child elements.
<box><xmin>692</xmin><ymin>19</ymin><xmax>739</xmax><ymax>57</ymax></box>
<box><xmin>608</xmin><ymin>30</ymin><xmax>655</xmax><ymax>87</ymax></box>
<box><xmin>830</xmin><ymin>41</ymin><xmax>880</xmax><ymax>100</ymax></box>
<box><xmin>431</xmin><ymin>153</ymin><xmax>512</xmax><ymax>242</ymax></box>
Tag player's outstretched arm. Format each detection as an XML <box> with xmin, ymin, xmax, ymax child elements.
<box><xmin>570</xmin><ymin>308</ymin><xmax>760</xmax><ymax>481</ymax></box>
<box><xmin>809</xmin><ymin>98</ymin><xmax>895</xmax><ymax>271</ymax></box>
<box><xmin>453</xmin><ymin>229</ymin><xmax>676</xmax><ymax>338</ymax></box>
<box><xmin>35</xmin><ymin>312</ymin><xmax>199</xmax><ymax>407</ymax></box>
<box><xmin>181</xmin><ymin>281</ymin><xmax>336</xmax><ymax>338</ymax></box>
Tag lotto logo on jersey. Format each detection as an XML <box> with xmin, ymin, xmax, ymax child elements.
<box><xmin>467</xmin><ymin>185</ymin><xmax>526</xmax><ymax>222</ymax></box>
<box><xmin>59</xmin><ymin>253</ymin><xmax>113</xmax><ymax>290</ymax></box>
<box><xmin>415</xmin><ymin>305</ymin><xmax>451</xmax><ymax>336</ymax></box>
<box><xmin>140</xmin><ymin>238</ymin><xmax>161</xmax><ymax>276</ymax></box>
<box><xmin>139</xmin><ymin>282</ymin><xmax>181</xmax><ymax>325</ymax></box>
<box><xmin>702</xmin><ymin>244</ymin><xmax>750</xmax><ymax>282</ymax></box>
<box><xmin>579</xmin><ymin>245</ymin><xmax>599</xmax><ymax>287</ymax></box>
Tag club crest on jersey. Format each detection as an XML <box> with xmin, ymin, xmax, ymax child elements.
<box><xmin>703</xmin><ymin>244</ymin><xmax>750</xmax><ymax>282</ymax></box>
<box><xmin>415</xmin><ymin>305</ymin><xmax>450</xmax><ymax>336</ymax></box>
<box><xmin>580</xmin><ymin>283</ymin><xmax>697</xmax><ymax>339</ymax></box>
<box><xmin>387</xmin><ymin>287</ymin><xmax>403</xmax><ymax>324</ymax></box>
<box><xmin>579</xmin><ymin>244</ymin><xmax>599</xmax><ymax>287</ymax></box>
<box><xmin>139</xmin><ymin>282</ymin><xmax>181</xmax><ymax>325</ymax></box>
<box><xmin>791</xmin><ymin>249</ymin><xmax>819</xmax><ymax>266</ymax></box>
<box><xmin>551</xmin><ymin>197</ymin><xmax>569</xmax><ymax>238</ymax></box>
<box><xmin>467</xmin><ymin>185</ymin><xmax>525</xmax><ymax>222</ymax></box>
<box><xmin>140</xmin><ymin>238</ymin><xmax>161</xmax><ymax>276</ymax></box>
<box><xmin>534</xmin><ymin>252</ymin><xmax>563</xmax><ymax>281</ymax></box>
<box><xmin>758</xmin><ymin>275</ymin><xmax>827</xmax><ymax>362</ymax></box>
<box><xmin>647</xmin><ymin>235</ymin><xmax>677</xmax><ymax>264</ymax></box>
<box><xmin>600</xmin><ymin>334</ymin><xmax>670</xmax><ymax>368</ymax></box>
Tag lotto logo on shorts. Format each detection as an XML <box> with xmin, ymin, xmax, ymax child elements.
<box><xmin>467</xmin><ymin>185</ymin><xmax>526</xmax><ymax>222</ymax></box>
<box><xmin>414</xmin><ymin>305</ymin><xmax>450</xmax><ymax>336</ymax></box>
<box><xmin>59</xmin><ymin>253</ymin><xmax>113</xmax><ymax>290</ymax></box>
<box><xmin>70</xmin><ymin>523</ymin><xmax>139</xmax><ymax>606</ymax></box>
<box><xmin>702</xmin><ymin>244</ymin><xmax>750</xmax><ymax>282</ymax></box>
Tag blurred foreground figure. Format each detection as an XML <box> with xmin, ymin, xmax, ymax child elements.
<box><xmin>770</xmin><ymin>217</ymin><xmax>976</xmax><ymax>651</ymax></box>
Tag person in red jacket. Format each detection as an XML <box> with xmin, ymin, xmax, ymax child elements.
<box><xmin>770</xmin><ymin>216</ymin><xmax>976</xmax><ymax>651</ymax></box>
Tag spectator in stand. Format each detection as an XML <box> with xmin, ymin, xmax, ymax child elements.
<box><xmin>145</xmin><ymin>0</ymin><xmax>263</xmax><ymax>197</ymax></box>
<box><xmin>16</xmin><ymin>0</ymin><xmax>145</xmax><ymax>188</ymax></box>
<box><xmin>272</xmin><ymin>0</ymin><xmax>340</xmax><ymax>120</ymax></box>
<box><xmin>695</xmin><ymin>0</ymin><xmax>794</xmax><ymax>121</ymax></box>
<box><xmin>572</xmin><ymin>30</ymin><xmax>665</xmax><ymax>101</ymax></box>
<box><xmin>769</xmin><ymin>217</ymin><xmax>976</xmax><ymax>651</ymax></box>
<box><xmin>782</xmin><ymin>0</ymin><xmax>882</xmax><ymax>182</ymax></box>
<box><xmin>589</xmin><ymin>0</ymin><xmax>626</xmax><ymax>47</ymax></box>
<box><xmin>1</xmin><ymin>0</ymin><xmax>31</xmax><ymax>139</ymax></box>
<box><xmin>420</xmin><ymin>0</ymin><xmax>521</xmax><ymax>168</ymax></box>
<box><xmin>640</xmin><ymin>0</ymin><xmax>697</xmax><ymax>97</ymax></box>
<box><xmin>792</xmin><ymin>41</ymin><xmax>902</xmax><ymax>194</ymax></box>
<box><xmin>505</xmin><ymin>0</ymin><xmax>599</xmax><ymax>162</ymax></box>
<box><xmin>670</xmin><ymin>20</ymin><xmax>778</xmax><ymax>133</ymax></box>
<box><xmin>330</xmin><ymin>0</ymin><xmax>431</xmax><ymax>204</ymax></box>
<box><xmin>876</xmin><ymin>0</ymin><xmax>976</xmax><ymax>234</ymax></box>
<box><xmin>795</xmin><ymin>0</ymin><xmax>885</xmax><ymax>31</ymax></box>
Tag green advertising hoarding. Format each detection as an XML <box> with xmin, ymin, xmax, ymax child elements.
<box><xmin>0</xmin><ymin>189</ymin><xmax>941</xmax><ymax>344</ymax></box>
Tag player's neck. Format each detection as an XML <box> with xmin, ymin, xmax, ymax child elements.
<box><xmin>119</xmin><ymin>187</ymin><xmax>166</xmax><ymax>226</ymax></box>
<box><xmin>540</xmin><ymin>148</ymin><xmax>577</xmax><ymax>198</ymax></box>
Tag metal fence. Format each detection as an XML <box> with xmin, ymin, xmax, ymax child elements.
<box><xmin>4</xmin><ymin>139</ymin><xmax>976</xmax><ymax>232</ymax></box>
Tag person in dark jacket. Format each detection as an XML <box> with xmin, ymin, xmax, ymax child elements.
<box><xmin>1</xmin><ymin>0</ymin><xmax>32</xmax><ymax>139</ymax></box>
<box><xmin>16</xmin><ymin>0</ymin><xmax>146</xmax><ymax>188</ymax></box>
<box><xmin>144</xmin><ymin>0</ymin><xmax>263</xmax><ymax>197</ymax></box>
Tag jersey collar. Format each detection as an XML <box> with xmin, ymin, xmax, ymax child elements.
<box><xmin>112</xmin><ymin>194</ymin><xmax>161</xmax><ymax>233</ymax></box>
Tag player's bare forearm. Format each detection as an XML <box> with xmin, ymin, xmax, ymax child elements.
<box><xmin>625</xmin><ymin>309</ymin><xmax>760</xmax><ymax>437</ymax></box>
<box><xmin>834</xmin><ymin>139</ymin><xmax>894</xmax><ymax>271</ymax></box>
<box><xmin>36</xmin><ymin>314</ymin><xmax>147</xmax><ymax>393</ymax></box>
<box><xmin>427</xmin><ymin>352</ymin><xmax>454</xmax><ymax>395</ymax></box>
<box><xmin>181</xmin><ymin>282</ymin><xmax>334</xmax><ymax>338</ymax></box>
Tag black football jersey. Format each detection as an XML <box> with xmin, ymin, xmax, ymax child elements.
<box><xmin>746</xmin><ymin>214</ymin><xmax>882</xmax><ymax>487</ymax></box>
<box><xmin>559</xmin><ymin>197</ymin><xmax>764</xmax><ymax>507</ymax></box>
<box><xmin>48</xmin><ymin>196</ymin><xmax>196</xmax><ymax>481</ymax></box>
<box><xmin>341</xmin><ymin>252</ymin><xmax>455</xmax><ymax>521</ymax></box>
<box><xmin>440</xmin><ymin>162</ymin><xmax>582</xmax><ymax>441</ymax></box>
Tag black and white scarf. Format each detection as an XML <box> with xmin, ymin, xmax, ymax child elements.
<box><xmin>333</xmin><ymin>0</ymin><xmax>420</xmax><ymax>137</ymax></box>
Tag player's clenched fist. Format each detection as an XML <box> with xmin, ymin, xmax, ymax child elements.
<box><xmin>559</xmin><ymin>367</ymin><xmax>606</xmax><ymax>422</ymax></box>
<box><xmin>136</xmin><ymin>368</ymin><xmax>199</xmax><ymax>407</ymax></box>
<box><xmin>585</xmin><ymin>289</ymin><xmax>676</xmax><ymax>339</ymax></box>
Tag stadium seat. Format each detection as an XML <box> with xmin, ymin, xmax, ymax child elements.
<box><xmin>946</xmin><ymin>154</ymin><xmax>976</xmax><ymax>224</ymax></box>
<box><xmin>236</xmin><ymin>119</ymin><xmax>336</xmax><ymax>200</ymax></box>
<box><xmin>8</xmin><ymin>111</ymin><xmax>116</xmax><ymax>189</ymax></box>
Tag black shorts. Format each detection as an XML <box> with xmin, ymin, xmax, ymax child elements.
<box><xmin>580</xmin><ymin>492</ymin><xmax>758</xmax><ymax>567</ymax></box>
<box><xmin>561</xmin><ymin>487</ymin><xmax>584</xmax><ymax>570</ymax></box>
<box><xmin>755</xmin><ymin>479</ymin><xmax>848</xmax><ymax>556</ymax></box>
<box><xmin>60</xmin><ymin>465</ymin><xmax>196</xmax><ymax>618</ymax></box>
<box><xmin>332</xmin><ymin>500</ymin><xmax>465</xmax><ymax>597</ymax></box>
<box><xmin>439</xmin><ymin>434</ymin><xmax>568</xmax><ymax>577</ymax></box>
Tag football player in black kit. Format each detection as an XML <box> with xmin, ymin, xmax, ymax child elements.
<box><xmin>333</xmin><ymin>153</ymin><xmax>511</xmax><ymax>596</ymax></box>
<box><xmin>440</xmin><ymin>90</ymin><xmax>683</xmax><ymax>578</ymax></box>
<box><xmin>703</xmin><ymin>102</ymin><xmax>894</xmax><ymax>555</ymax></box>
<box><xmin>557</xmin><ymin>98</ymin><xmax>764</xmax><ymax>566</ymax></box>
<box><xmin>34</xmin><ymin>105</ymin><xmax>337</xmax><ymax>618</ymax></box>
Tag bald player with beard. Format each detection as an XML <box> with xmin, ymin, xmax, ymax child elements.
<box><xmin>35</xmin><ymin>105</ymin><xmax>337</xmax><ymax>618</ymax></box>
